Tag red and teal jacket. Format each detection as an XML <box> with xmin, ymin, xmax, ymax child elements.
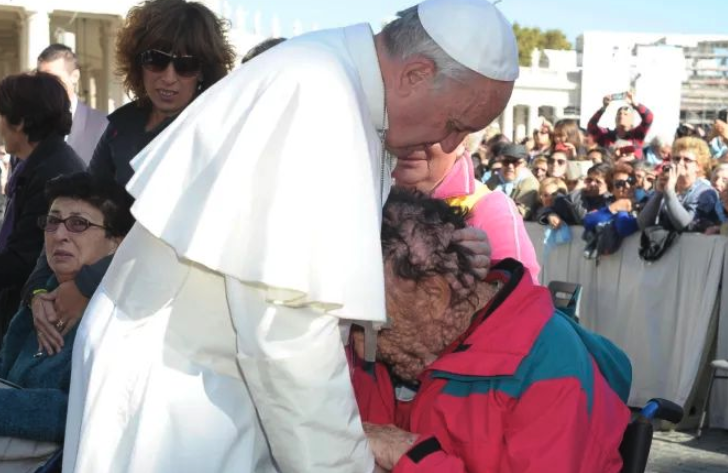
<box><xmin>353</xmin><ymin>259</ymin><xmax>632</xmax><ymax>473</ymax></box>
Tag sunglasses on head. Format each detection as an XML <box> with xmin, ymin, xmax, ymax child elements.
<box><xmin>139</xmin><ymin>49</ymin><xmax>202</xmax><ymax>78</ymax></box>
<box><xmin>614</xmin><ymin>177</ymin><xmax>635</xmax><ymax>189</ymax></box>
<box><xmin>38</xmin><ymin>215</ymin><xmax>106</xmax><ymax>234</ymax></box>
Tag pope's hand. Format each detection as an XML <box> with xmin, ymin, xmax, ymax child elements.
<box><xmin>363</xmin><ymin>423</ymin><xmax>418</xmax><ymax>471</ymax></box>
<box><xmin>452</xmin><ymin>226</ymin><xmax>491</xmax><ymax>279</ymax></box>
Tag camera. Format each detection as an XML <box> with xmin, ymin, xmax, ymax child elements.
<box><xmin>719</xmin><ymin>109</ymin><xmax>728</xmax><ymax>123</ymax></box>
<box><xmin>610</xmin><ymin>92</ymin><xmax>628</xmax><ymax>100</ymax></box>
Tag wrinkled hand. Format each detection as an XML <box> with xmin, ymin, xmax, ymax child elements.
<box><xmin>31</xmin><ymin>291</ymin><xmax>64</xmax><ymax>355</ymax></box>
<box><xmin>602</xmin><ymin>95</ymin><xmax>612</xmax><ymax>108</ymax></box>
<box><xmin>363</xmin><ymin>423</ymin><xmax>419</xmax><ymax>471</ymax></box>
<box><xmin>452</xmin><ymin>226</ymin><xmax>491</xmax><ymax>280</ymax></box>
<box><xmin>53</xmin><ymin>280</ymin><xmax>89</xmax><ymax>336</ymax></box>
<box><xmin>33</xmin><ymin>281</ymin><xmax>90</xmax><ymax>355</ymax></box>
<box><xmin>547</xmin><ymin>213</ymin><xmax>562</xmax><ymax>229</ymax></box>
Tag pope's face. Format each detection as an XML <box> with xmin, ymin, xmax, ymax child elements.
<box><xmin>385</xmin><ymin>75</ymin><xmax>513</xmax><ymax>157</ymax></box>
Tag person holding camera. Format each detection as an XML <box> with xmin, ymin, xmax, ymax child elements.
<box><xmin>587</xmin><ymin>91</ymin><xmax>653</xmax><ymax>159</ymax></box>
<box><xmin>638</xmin><ymin>137</ymin><xmax>719</xmax><ymax>233</ymax></box>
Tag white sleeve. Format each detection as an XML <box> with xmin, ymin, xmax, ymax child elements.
<box><xmin>225</xmin><ymin>277</ymin><xmax>375</xmax><ymax>473</ymax></box>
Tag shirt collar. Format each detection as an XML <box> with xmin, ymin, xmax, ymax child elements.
<box><xmin>343</xmin><ymin>23</ymin><xmax>387</xmax><ymax>132</ymax></box>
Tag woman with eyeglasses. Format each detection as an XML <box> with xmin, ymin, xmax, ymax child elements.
<box><xmin>582</xmin><ymin>164</ymin><xmax>639</xmax><ymax>240</ymax></box>
<box><xmin>24</xmin><ymin>0</ymin><xmax>235</xmax><ymax>357</ymax></box>
<box><xmin>0</xmin><ymin>172</ymin><xmax>132</xmax><ymax>448</ymax></box>
<box><xmin>0</xmin><ymin>72</ymin><xmax>85</xmax><ymax>342</ymax></box>
<box><xmin>638</xmin><ymin>137</ymin><xmax>719</xmax><ymax>233</ymax></box>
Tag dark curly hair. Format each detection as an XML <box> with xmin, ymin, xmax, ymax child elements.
<box><xmin>381</xmin><ymin>188</ymin><xmax>479</xmax><ymax>305</ymax></box>
<box><xmin>45</xmin><ymin>172</ymin><xmax>135</xmax><ymax>239</ymax></box>
<box><xmin>116</xmin><ymin>0</ymin><xmax>236</xmax><ymax>103</ymax></box>
<box><xmin>0</xmin><ymin>72</ymin><xmax>72</xmax><ymax>142</ymax></box>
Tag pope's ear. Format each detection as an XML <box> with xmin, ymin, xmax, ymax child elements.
<box><xmin>396</xmin><ymin>57</ymin><xmax>437</xmax><ymax>96</ymax></box>
<box><xmin>420</xmin><ymin>275</ymin><xmax>451</xmax><ymax>318</ymax></box>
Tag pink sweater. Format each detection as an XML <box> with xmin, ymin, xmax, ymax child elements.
<box><xmin>431</xmin><ymin>158</ymin><xmax>541</xmax><ymax>283</ymax></box>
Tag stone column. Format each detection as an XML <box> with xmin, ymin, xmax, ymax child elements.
<box><xmin>501</xmin><ymin>104</ymin><xmax>514</xmax><ymax>141</ymax></box>
<box><xmin>23</xmin><ymin>8</ymin><xmax>50</xmax><ymax>71</ymax></box>
<box><xmin>527</xmin><ymin>103</ymin><xmax>540</xmax><ymax>136</ymax></box>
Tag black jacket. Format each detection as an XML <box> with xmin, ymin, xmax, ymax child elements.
<box><xmin>88</xmin><ymin>101</ymin><xmax>174</xmax><ymax>186</ymax></box>
<box><xmin>0</xmin><ymin>135</ymin><xmax>85</xmax><ymax>337</ymax></box>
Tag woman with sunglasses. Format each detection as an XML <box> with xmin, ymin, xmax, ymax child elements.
<box><xmin>0</xmin><ymin>72</ymin><xmax>85</xmax><ymax>342</ymax></box>
<box><xmin>0</xmin><ymin>172</ymin><xmax>132</xmax><ymax>451</ymax></box>
<box><xmin>638</xmin><ymin>137</ymin><xmax>719</xmax><ymax>233</ymax></box>
<box><xmin>89</xmin><ymin>0</ymin><xmax>235</xmax><ymax>185</ymax></box>
<box><xmin>582</xmin><ymin>164</ymin><xmax>639</xmax><ymax>240</ymax></box>
<box><xmin>24</xmin><ymin>0</ymin><xmax>236</xmax><ymax>356</ymax></box>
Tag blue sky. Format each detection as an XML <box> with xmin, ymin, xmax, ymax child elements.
<box><xmin>229</xmin><ymin>0</ymin><xmax>727</xmax><ymax>43</ymax></box>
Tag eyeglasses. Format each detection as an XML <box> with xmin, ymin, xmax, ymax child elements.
<box><xmin>502</xmin><ymin>158</ymin><xmax>524</xmax><ymax>167</ymax></box>
<box><xmin>614</xmin><ymin>177</ymin><xmax>635</xmax><ymax>189</ymax></box>
<box><xmin>139</xmin><ymin>49</ymin><xmax>202</xmax><ymax>78</ymax></box>
<box><xmin>548</xmin><ymin>158</ymin><xmax>566</xmax><ymax>165</ymax></box>
<box><xmin>38</xmin><ymin>215</ymin><xmax>106</xmax><ymax>234</ymax></box>
<box><xmin>672</xmin><ymin>156</ymin><xmax>697</xmax><ymax>165</ymax></box>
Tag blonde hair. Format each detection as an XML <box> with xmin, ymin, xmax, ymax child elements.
<box><xmin>540</xmin><ymin>177</ymin><xmax>567</xmax><ymax>194</ymax></box>
<box><xmin>672</xmin><ymin>137</ymin><xmax>711</xmax><ymax>177</ymax></box>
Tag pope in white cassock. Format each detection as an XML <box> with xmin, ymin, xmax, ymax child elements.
<box><xmin>62</xmin><ymin>0</ymin><xmax>519</xmax><ymax>471</ymax></box>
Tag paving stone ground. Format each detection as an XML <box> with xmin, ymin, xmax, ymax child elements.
<box><xmin>646</xmin><ymin>429</ymin><xmax>728</xmax><ymax>473</ymax></box>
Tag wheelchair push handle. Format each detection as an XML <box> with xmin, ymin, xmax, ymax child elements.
<box><xmin>640</xmin><ymin>398</ymin><xmax>683</xmax><ymax>424</ymax></box>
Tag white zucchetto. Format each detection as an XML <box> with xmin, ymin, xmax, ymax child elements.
<box><xmin>418</xmin><ymin>0</ymin><xmax>519</xmax><ymax>81</ymax></box>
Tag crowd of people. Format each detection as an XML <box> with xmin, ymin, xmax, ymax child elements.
<box><xmin>0</xmin><ymin>0</ymin><xmax>715</xmax><ymax>471</ymax></box>
<box><xmin>471</xmin><ymin>91</ymin><xmax>728</xmax><ymax>259</ymax></box>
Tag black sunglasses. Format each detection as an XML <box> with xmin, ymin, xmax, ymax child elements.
<box><xmin>614</xmin><ymin>177</ymin><xmax>636</xmax><ymax>189</ymax></box>
<box><xmin>139</xmin><ymin>49</ymin><xmax>202</xmax><ymax>78</ymax></box>
<box><xmin>38</xmin><ymin>215</ymin><xmax>106</xmax><ymax>234</ymax></box>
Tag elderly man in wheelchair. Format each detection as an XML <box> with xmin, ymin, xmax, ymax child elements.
<box><xmin>352</xmin><ymin>188</ymin><xmax>640</xmax><ymax>473</ymax></box>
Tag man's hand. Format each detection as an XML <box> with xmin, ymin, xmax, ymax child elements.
<box><xmin>452</xmin><ymin>226</ymin><xmax>491</xmax><ymax>279</ymax></box>
<box><xmin>363</xmin><ymin>423</ymin><xmax>419</xmax><ymax>471</ymax></box>
<box><xmin>602</xmin><ymin>95</ymin><xmax>612</xmax><ymax>108</ymax></box>
<box><xmin>31</xmin><ymin>291</ymin><xmax>64</xmax><ymax>355</ymax></box>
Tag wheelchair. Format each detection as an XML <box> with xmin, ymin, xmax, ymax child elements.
<box><xmin>620</xmin><ymin>398</ymin><xmax>684</xmax><ymax>473</ymax></box>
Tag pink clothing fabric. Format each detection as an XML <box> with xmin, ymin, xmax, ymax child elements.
<box><xmin>432</xmin><ymin>157</ymin><xmax>541</xmax><ymax>282</ymax></box>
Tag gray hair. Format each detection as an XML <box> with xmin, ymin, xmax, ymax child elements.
<box><xmin>381</xmin><ymin>6</ymin><xmax>474</xmax><ymax>85</ymax></box>
<box><xmin>650</xmin><ymin>134</ymin><xmax>673</xmax><ymax>148</ymax></box>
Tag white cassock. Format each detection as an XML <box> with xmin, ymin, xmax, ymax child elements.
<box><xmin>63</xmin><ymin>23</ymin><xmax>392</xmax><ymax>473</ymax></box>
